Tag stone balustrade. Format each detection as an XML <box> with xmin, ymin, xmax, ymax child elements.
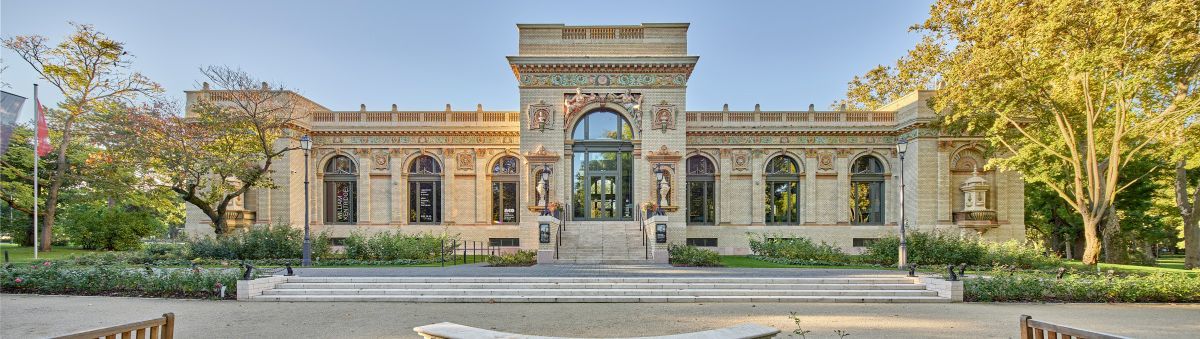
<box><xmin>685</xmin><ymin>110</ymin><xmax>896</xmax><ymax>128</ymax></box>
<box><xmin>310</xmin><ymin>110</ymin><xmax>520</xmax><ymax>127</ymax></box>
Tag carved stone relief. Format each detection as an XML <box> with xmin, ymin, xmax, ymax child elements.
<box><xmin>732</xmin><ymin>150</ymin><xmax>750</xmax><ymax>172</ymax></box>
<box><xmin>371</xmin><ymin>150</ymin><xmax>389</xmax><ymax>172</ymax></box>
<box><xmin>527</xmin><ymin>100</ymin><xmax>554</xmax><ymax>131</ymax></box>
<box><xmin>651</xmin><ymin>101</ymin><xmax>676</xmax><ymax>132</ymax></box>
<box><xmin>455</xmin><ymin>150</ymin><xmax>474</xmax><ymax>173</ymax></box>
<box><xmin>564</xmin><ymin>89</ymin><xmax>644</xmax><ymax>131</ymax></box>
<box><xmin>817</xmin><ymin>151</ymin><xmax>835</xmax><ymax>173</ymax></box>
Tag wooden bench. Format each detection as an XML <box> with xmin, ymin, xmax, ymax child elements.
<box><xmin>1020</xmin><ymin>315</ymin><xmax>1130</xmax><ymax>339</ymax></box>
<box><xmin>414</xmin><ymin>322</ymin><xmax>779</xmax><ymax>339</ymax></box>
<box><xmin>52</xmin><ymin>313</ymin><xmax>175</xmax><ymax>339</ymax></box>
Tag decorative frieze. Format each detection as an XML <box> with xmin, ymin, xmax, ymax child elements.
<box><xmin>687</xmin><ymin>135</ymin><xmax>897</xmax><ymax>146</ymax></box>
<box><xmin>519</xmin><ymin>73</ymin><xmax>687</xmax><ymax>88</ymax></box>
<box><xmin>315</xmin><ymin>135</ymin><xmax>518</xmax><ymax>146</ymax></box>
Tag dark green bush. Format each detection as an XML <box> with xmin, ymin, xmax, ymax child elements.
<box><xmin>1</xmin><ymin>260</ymin><xmax>238</xmax><ymax>299</ymax></box>
<box><xmin>342</xmin><ymin>231</ymin><xmax>456</xmax><ymax>261</ymax></box>
<box><xmin>59</xmin><ymin>202</ymin><xmax>165</xmax><ymax>251</ymax></box>
<box><xmin>182</xmin><ymin>223</ymin><xmax>333</xmax><ymax>261</ymax></box>
<box><xmin>668</xmin><ymin>244</ymin><xmax>722</xmax><ymax>267</ymax></box>
<box><xmin>487</xmin><ymin>250</ymin><xmax>537</xmax><ymax>267</ymax></box>
<box><xmin>748</xmin><ymin>234</ymin><xmax>850</xmax><ymax>264</ymax></box>
<box><xmin>966</xmin><ymin>268</ymin><xmax>1200</xmax><ymax>302</ymax></box>
<box><xmin>861</xmin><ymin>230</ymin><xmax>1060</xmax><ymax>269</ymax></box>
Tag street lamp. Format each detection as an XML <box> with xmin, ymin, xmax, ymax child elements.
<box><xmin>299</xmin><ymin>135</ymin><xmax>312</xmax><ymax>267</ymax></box>
<box><xmin>895</xmin><ymin>138</ymin><xmax>909</xmax><ymax>271</ymax></box>
<box><xmin>540</xmin><ymin>164</ymin><xmax>551</xmax><ymax>216</ymax></box>
<box><xmin>654</xmin><ymin>166</ymin><xmax>665</xmax><ymax>216</ymax></box>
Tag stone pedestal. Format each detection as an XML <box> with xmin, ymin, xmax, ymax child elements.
<box><xmin>536</xmin><ymin>215</ymin><xmax>561</xmax><ymax>264</ymax></box>
<box><xmin>646</xmin><ymin>215</ymin><xmax>670</xmax><ymax>264</ymax></box>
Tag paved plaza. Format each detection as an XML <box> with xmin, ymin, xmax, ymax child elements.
<box><xmin>3</xmin><ymin>294</ymin><xmax>1198</xmax><ymax>338</ymax></box>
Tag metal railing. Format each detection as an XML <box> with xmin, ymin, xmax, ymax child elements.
<box><xmin>439</xmin><ymin>239</ymin><xmax>498</xmax><ymax>266</ymax></box>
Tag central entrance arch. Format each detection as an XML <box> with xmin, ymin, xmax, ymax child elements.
<box><xmin>571</xmin><ymin>110</ymin><xmax>634</xmax><ymax>220</ymax></box>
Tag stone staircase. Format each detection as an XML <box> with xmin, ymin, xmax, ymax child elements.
<box><xmin>555</xmin><ymin>220</ymin><xmax>649</xmax><ymax>264</ymax></box>
<box><xmin>249</xmin><ymin>276</ymin><xmax>950</xmax><ymax>302</ymax></box>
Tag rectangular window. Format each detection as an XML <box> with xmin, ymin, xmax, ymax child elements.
<box><xmin>492</xmin><ymin>181</ymin><xmax>518</xmax><ymax>224</ymax></box>
<box><xmin>852</xmin><ymin>238</ymin><xmax>879</xmax><ymax>247</ymax></box>
<box><xmin>489</xmin><ymin>238</ymin><xmax>520</xmax><ymax>247</ymax></box>
<box><xmin>686</xmin><ymin>238</ymin><xmax>718</xmax><ymax>247</ymax></box>
<box><xmin>409</xmin><ymin>181</ymin><xmax>441</xmax><ymax>223</ymax></box>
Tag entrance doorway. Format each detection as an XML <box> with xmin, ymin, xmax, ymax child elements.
<box><xmin>571</xmin><ymin>110</ymin><xmax>634</xmax><ymax>220</ymax></box>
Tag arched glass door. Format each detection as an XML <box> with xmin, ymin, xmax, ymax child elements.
<box><xmin>571</xmin><ymin>110</ymin><xmax>634</xmax><ymax>220</ymax></box>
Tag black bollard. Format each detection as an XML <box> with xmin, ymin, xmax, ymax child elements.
<box><xmin>3</xmin><ymin>250</ymin><xmax>8</xmax><ymax>263</ymax></box>
<box><xmin>285</xmin><ymin>263</ymin><xmax>294</xmax><ymax>276</ymax></box>
<box><xmin>947</xmin><ymin>264</ymin><xmax>958</xmax><ymax>281</ymax></box>
<box><xmin>1056</xmin><ymin>267</ymin><xmax>1067</xmax><ymax>280</ymax></box>
<box><xmin>906</xmin><ymin>264</ymin><xmax>917</xmax><ymax>277</ymax></box>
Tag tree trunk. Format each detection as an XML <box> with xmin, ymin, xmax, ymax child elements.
<box><xmin>1081</xmin><ymin>215</ymin><xmax>1102</xmax><ymax>265</ymax></box>
<box><xmin>1174</xmin><ymin>160</ymin><xmax>1199</xmax><ymax>269</ymax></box>
<box><xmin>39</xmin><ymin>118</ymin><xmax>74</xmax><ymax>252</ymax></box>
<box><xmin>1064</xmin><ymin>235</ymin><xmax>1074</xmax><ymax>260</ymax></box>
<box><xmin>1101</xmin><ymin>206</ymin><xmax>1120</xmax><ymax>263</ymax></box>
<box><xmin>1186</xmin><ymin>215</ymin><xmax>1199</xmax><ymax>269</ymax></box>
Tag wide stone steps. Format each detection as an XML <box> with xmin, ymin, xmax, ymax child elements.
<box><xmin>557</xmin><ymin>221</ymin><xmax>648</xmax><ymax>264</ymax></box>
<box><xmin>249</xmin><ymin>277</ymin><xmax>948</xmax><ymax>303</ymax></box>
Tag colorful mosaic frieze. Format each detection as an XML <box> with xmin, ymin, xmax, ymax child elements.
<box><xmin>897</xmin><ymin>128</ymin><xmax>940</xmax><ymax>140</ymax></box>
<box><xmin>686</xmin><ymin>135</ymin><xmax>898</xmax><ymax>145</ymax></box>
<box><xmin>315</xmin><ymin>135</ymin><xmax>518</xmax><ymax>145</ymax></box>
<box><xmin>519</xmin><ymin>73</ymin><xmax>687</xmax><ymax>88</ymax></box>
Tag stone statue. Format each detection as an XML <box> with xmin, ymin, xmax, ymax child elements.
<box><xmin>536</xmin><ymin>177</ymin><xmax>547</xmax><ymax>206</ymax></box>
<box><xmin>659</xmin><ymin>175</ymin><xmax>671</xmax><ymax>207</ymax></box>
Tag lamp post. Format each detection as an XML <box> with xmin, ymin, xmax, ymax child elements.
<box><xmin>541</xmin><ymin>164</ymin><xmax>551</xmax><ymax>216</ymax></box>
<box><xmin>895</xmin><ymin>139</ymin><xmax>909</xmax><ymax>270</ymax></box>
<box><xmin>300</xmin><ymin>135</ymin><xmax>312</xmax><ymax>267</ymax></box>
<box><xmin>654</xmin><ymin>166</ymin><xmax>665</xmax><ymax>216</ymax></box>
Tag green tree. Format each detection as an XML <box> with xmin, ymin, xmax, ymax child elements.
<box><xmin>3</xmin><ymin>23</ymin><xmax>161</xmax><ymax>251</ymax></box>
<box><xmin>104</xmin><ymin>66</ymin><xmax>310</xmax><ymax>235</ymax></box>
<box><xmin>919</xmin><ymin>0</ymin><xmax>1200</xmax><ymax>265</ymax></box>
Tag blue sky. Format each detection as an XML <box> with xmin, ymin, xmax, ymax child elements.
<box><xmin>1</xmin><ymin>0</ymin><xmax>932</xmax><ymax>120</ymax></box>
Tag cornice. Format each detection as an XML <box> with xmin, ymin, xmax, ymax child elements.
<box><xmin>313</xmin><ymin>130</ymin><xmax>520</xmax><ymax>137</ymax></box>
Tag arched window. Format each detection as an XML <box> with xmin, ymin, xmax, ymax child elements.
<box><xmin>491</xmin><ymin>156</ymin><xmax>519</xmax><ymax>224</ymax></box>
<box><xmin>408</xmin><ymin>155</ymin><xmax>442</xmax><ymax>224</ymax></box>
<box><xmin>571</xmin><ymin>110</ymin><xmax>634</xmax><ymax>220</ymax></box>
<box><xmin>850</xmin><ymin>155</ymin><xmax>886</xmax><ymax>224</ymax></box>
<box><xmin>765</xmin><ymin>155</ymin><xmax>800</xmax><ymax>224</ymax></box>
<box><xmin>572</xmin><ymin>110</ymin><xmax>633</xmax><ymax>141</ymax></box>
<box><xmin>323</xmin><ymin>155</ymin><xmax>357</xmax><ymax>224</ymax></box>
<box><xmin>686</xmin><ymin>156</ymin><xmax>716</xmax><ymax>224</ymax></box>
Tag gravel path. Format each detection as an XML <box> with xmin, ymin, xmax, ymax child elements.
<box><xmin>4</xmin><ymin>294</ymin><xmax>1198</xmax><ymax>338</ymax></box>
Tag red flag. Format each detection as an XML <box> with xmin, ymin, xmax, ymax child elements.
<box><xmin>35</xmin><ymin>96</ymin><xmax>52</xmax><ymax>157</ymax></box>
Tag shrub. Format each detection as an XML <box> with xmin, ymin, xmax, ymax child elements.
<box><xmin>59</xmin><ymin>202</ymin><xmax>165</xmax><ymax>251</ymax></box>
<box><xmin>181</xmin><ymin>223</ymin><xmax>333</xmax><ymax>261</ymax></box>
<box><xmin>965</xmin><ymin>268</ymin><xmax>1200</xmax><ymax>303</ymax></box>
<box><xmin>487</xmin><ymin>250</ymin><xmax>537</xmax><ymax>267</ymax></box>
<box><xmin>0</xmin><ymin>260</ymin><xmax>238</xmax><ymax>299</ymax></box>
<box><xmin>862</xmin><ymin>230</ymin><xmax>1060</xmax><ymax>269</ymax></box>
<box><xmin>669</xmin><ymin>244</ymin><xmax>722</xmax><ymax>267</ymax></box>
<box><xmin>342</xmin><ymin>231</ymin><xmax>456</xmax><ymax>261</ymax></box>
<box><xmin>748</xmin><ymin>234</ymin><xmax>850</xmax><ymax>264</ymax></box>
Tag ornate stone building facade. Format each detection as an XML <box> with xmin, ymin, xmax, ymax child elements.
<box><xmin>183</xmin><ymin>23</ymin><xmax>1025</xmax><ymax>260</ymax></box>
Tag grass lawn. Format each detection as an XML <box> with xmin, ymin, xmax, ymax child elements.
<box><xmin>1061</xmin><ymin>257</ymin><xmax>1196</xmax><ymax>275</ymax></box>
<box><xmin>719</xmin><ymin>255</ymin><xmax>881</xmax><ymax>269</ymax></box>
<box><xmin>0</xmin><ymin>244</ymin><xmax>110</xmax><ymax>264</ymax></box>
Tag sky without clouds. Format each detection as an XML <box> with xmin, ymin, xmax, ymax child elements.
<box><xmin>1</xmin><ymin>0</ymin><xmax>932</xmax><ymax>121</ymax></box>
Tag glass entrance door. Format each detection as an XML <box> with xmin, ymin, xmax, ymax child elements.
<box><xmin>572</xmin><ymin>149</ymin><xmax>633</xmax><ymax>220</ymax></box>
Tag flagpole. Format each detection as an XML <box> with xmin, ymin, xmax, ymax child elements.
<box><xmin>32</xmin><ymin>83</ymin><xmax>39</xmax><ymax>260</ymax></box>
